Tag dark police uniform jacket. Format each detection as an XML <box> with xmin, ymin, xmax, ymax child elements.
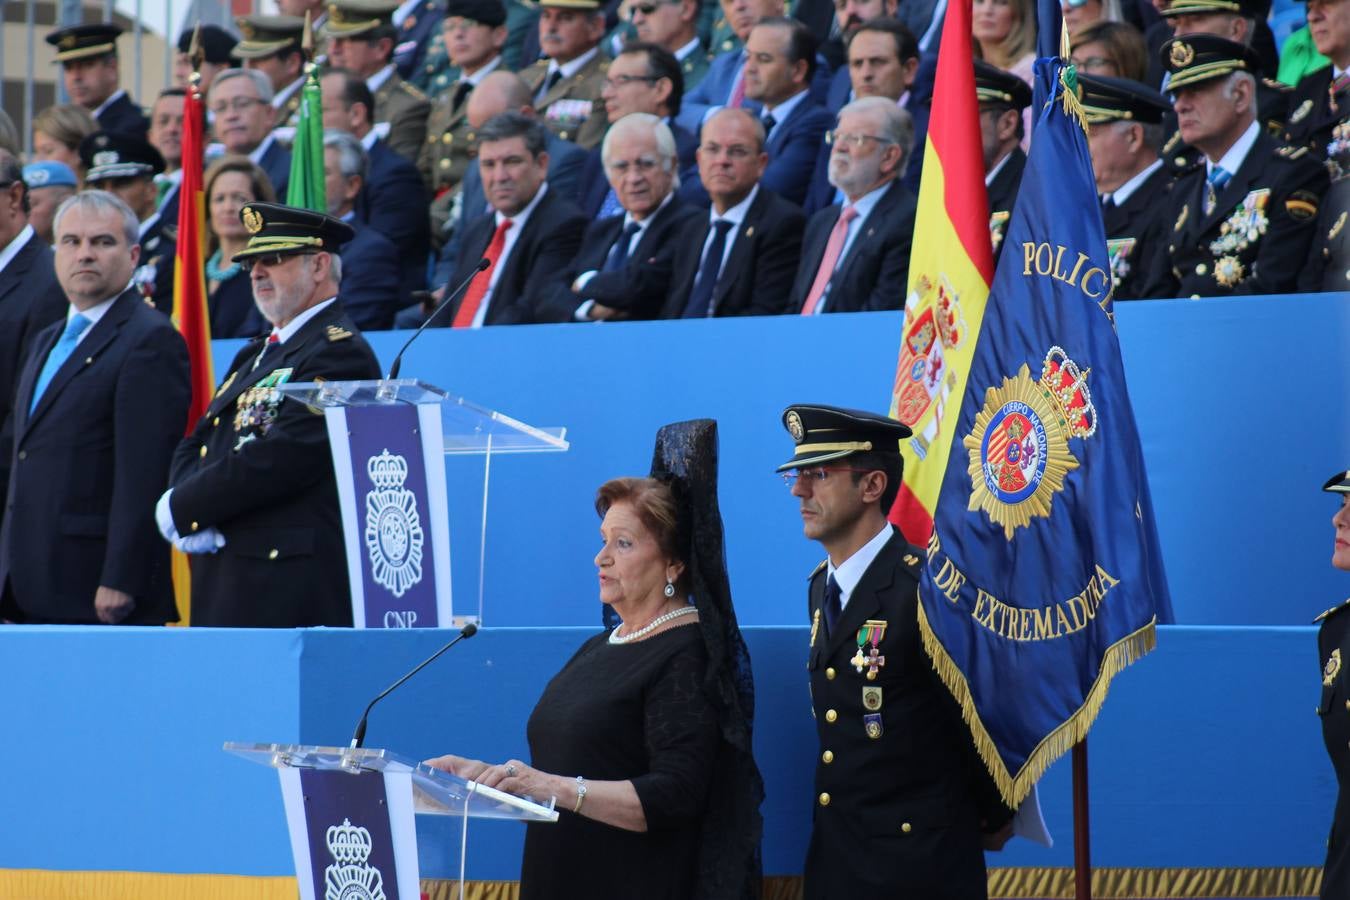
<box><xmin>1102</xmin><ymin>162</ymin><xmax>1173</xmax><ymax>301</ymax></box>
<box><xmin>1148</xmin><ymin>131</ymin><xmax>1328</xmax><ymax>297</ymax></box>
<box><xmin>95</xmin><ymin>91</ymin><xmax>149</xmax><ymax>139</ymax></box>
<box><xmin>987</xmin><ymin>147</ymin><xmax>1025</xmax><ymax>262</ymax></box>
<box><xmin>1285</xmin><ymin>66</ymin><xmax>1348</xmax><ymax>160</ymax></box>
<box><xmin>167</xmin><ymin>300</ymin><xmax>381</xmax><ymax>627</ymax></box>
<box><xmin>1318</xmin><ymin>600</ymin><xmax>1350</xmax><ymax>900</ymax></box>
<box><xmin>1298</xmin><ymin>177</ymin><xmax>1350</xmax><ymax>292</ymax></box>
<box><xmin>804</xmin><ymin>529</ymin><xmax>1011</xmax><ymax>900</ymax></box>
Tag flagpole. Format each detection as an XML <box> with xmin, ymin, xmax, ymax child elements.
<box><xmin>1073</xmin><ymin>739</ymin><xmax>1091</xmax><ymax>900</ymax></box>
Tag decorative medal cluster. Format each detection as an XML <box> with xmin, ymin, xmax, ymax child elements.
<box><xmin>1105</xmin><ymin>238</ymin><xmax>1136</xmax><ymax>290</ymax></box>
<box><xmin>1207</xmin><ymin>188</ymin><xmax>1269</xmax><ymax>288</ymax></box>
<box><xmin>233</xmin><ymin>367</ymin><xmax>293</xmax><ymax>450</ymax></box>
<box><xmin>1327</xmin><ymin>123</ymin><xmax>1350</xmax><ymax>182</ymax></box>
<box><xmin>851</xmin><ymin>619</ymin><xmax>888</xmax><ymax>739</ymax></box>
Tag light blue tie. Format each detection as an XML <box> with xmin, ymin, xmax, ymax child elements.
<box><xmin>30</xmin><ymin>314</ymin><xmax>90</xmax><ymax>413</ymax></box>
<box><xmin>1204</xmin><ymin>166</ymin><xmax>1231</xmax><ymax>215</ymax></box>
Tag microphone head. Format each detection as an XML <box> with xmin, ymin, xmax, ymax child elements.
<box><xmin>476</xmin><ymin>258</ymin><xmax>490</xmax><ymax>272</ymax></box>
<box><xmin>461</xmin><ymin>622</ymin><xmax>479</xmax><ymax>637</ymax></box>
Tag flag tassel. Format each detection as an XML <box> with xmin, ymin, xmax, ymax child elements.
<box><xmin>916</xmin><ymin>594</ymin><xmax>1156</xmax><ymax>808</ymax></box>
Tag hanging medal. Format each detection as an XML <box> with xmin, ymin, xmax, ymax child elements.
<box><xmin>853</xmin><ymin>619</ymin><xmax>888</xmax><ymax>678</ymax></box>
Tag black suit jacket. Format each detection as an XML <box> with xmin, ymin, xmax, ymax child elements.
<box><xmin>359</xmin><ymin>138</ymin><xmax>431</xmax><ymax>297</ymax></box>
<box><xmin>789</xmin><ymin>180</ymin><xmax>917</xmax><ymax>314</ymax></box>
<box><xmin>803</xmin><ymin>531</ymin><xmax>1010</xmax><ymax>900</ymax></box>
<box><xmin>168</xmin><ymin>300</ymin><xmax>381</xmax><ymax>627</ymax></box>
<box><xmin>95</xmin><ymin>92</ymin><xmax>149</xmax><ymax>139</ymax></box>
<box><xmin>661</xmin><ymin>187</ymin><xmax>805</xmax><ymax>318</ymax></box>
<box><xmin>1319</xmin><ymin>603</ymin><xmax>1350</xmax><ymax>900</ymax></box>
<box><xmin>1101</xmin><ymin>163</ymin><xmax>1173</xmax><ymax>301</ymax></box>
<box><xmin>987</xmin><ymin>147</ymin><xmax>1026</xmax><ymax>260</ymax></box>
<box><xmin>535</xmin><ymin>198</ymin><xmax>701</xmax><ymax>323</ymax></box>
<box><xmin>0</xmin><ymin>290</ymin><xmax>190</xmax><ymax>624</ymax></box>
<box><xmin>1148</xmin><ymin>132</ymin><xmax>1328</xmax><ymax>297</ymax></box>
<box><xmin>340</xmin><ymin>219</ymin><xmax>404</xmax><ymax>331</ymax></box>
<box><xmin>443</xmin><ymin>186</ymin><xmax>587</xmax><ymax>326</ymax></box>
<box><xmin>0</xmin><ymin>231</ymin><xmax>66</xmax><ymax>521</ymax></box>
<box><xmin>258</xmin><ymin>139</ymin><xmax>292</xmax><ymax>201</ymax></box>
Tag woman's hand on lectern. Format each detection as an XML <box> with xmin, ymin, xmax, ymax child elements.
<box><xmin>425</xmin><ymin>754</ymin><xmax>491</xmax><ymax>781</ymax></box>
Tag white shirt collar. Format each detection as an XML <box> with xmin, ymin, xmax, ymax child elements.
<box><xmin>366</xmin><ymin>64</ymin><xmax>397</xmax><ymax>95</ymax></box>
<box><xmin>985</xmin><ymin>148</ymin><xmax>1014</xmax><ymax>186</ymax></box>
<box><xmin>674</xmin><ymin>37</ymin><xmax>702</xmax><ymax>62</ymax></box>
<box><xmin>710</xmin><ymin>182</ymin><xmax>759</xmax><ymax>224</ymax></box>
<box><xmin>626</xmin><ymin>190</ymin><xmax>673</xmax><ymax>227</ymax></box>
<box><xmin>138</xmin><ymin>211</ymin><xmax>162</xmax><ymax>241</ymax></box>
<box><xmin>0</xmin><ymin>224</ymin><xmax>34</xmax><ymax>274</ymax></box>
<box><xmin>272</xmin><ymin>74</ymin><xmax>305</xmax><ymax>109</ymax></box>
<box><xmin>464</xmin><ymin>55</ymin><xmax>503</xmax><ymax>84</ymax></box>
<box><xmin>1210</xmin><ymin>119</ymin><xmax>1260</xmax><ymax>177</ymax></box>
<box><xmin>496</xmin><ymin>180</ymin><xmax>548</xmax><ymax>228</ymax></box>
<box><xmin>71</xmin><ymin>290</ymin><xmax>121</xmax><ymax>337</ymax></box>
<box><xmin>360</xmin><ymin>129</ymin><xmax>380</xmax><ymax>152</ymax></box>
<box><xmin>843</xmin><ymin>178</ymin><xmax>892</xmax><ymax>217</ymax></box>
<box><xmin>827</xmin><ymin>522</ymin><xmax>894</xmax><ymax>610</ymax></box>
<box><xmin>392</xmin><ymin>0</ymin><xmax>421</xmax><ymax>26</ymax></box>
<box><xmin>548</xmin><ymin>45</ymin><xmax>600</xmax><ymax>81</ymax></box>
<box><xmin>248</xmin><ymin>132</ymin><xmax>277</xmax><ymax>165</ymax></box>
<box><xmin>92</xmin><ymin>88</ymin><xmax>127</xmax><ymax>119</ymax></box>
<box><xmin>1110</xmin><ymin>158</ymin><xmax>1163</xmax><ymax>206</ymax></box>
<box><xmin>272</xmin><ymin>296</ymin><xmax>338</xmax><ymax>344</ymax></box>
<box><xmin>763</xmin><ymin>88</ymin><xmax>808</xmax><ymax>123</ymax></box>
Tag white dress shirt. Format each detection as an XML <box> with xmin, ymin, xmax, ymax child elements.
<box><xmin>699</xmin><ymin>183</ymin><xmax>759</xmax><ymax>286</ymax></box>
<box><xmin>827</xmin><ymin>522</ymin><xmax>895</xmax><ymax>613</ymax></box>
<box><xmin>0</xmin><ymin>224</ymin><xmax>34</xmax><ymax>275</ymax></box>
<box><xmin>473</xmin><ymin>182</ymin><xmax>549</xmax><ymax>327</ymax></box>
<box><xmin>1107</xmin><ymin>158</ymin><xmax>1164</xmax><ymax>207</ymax></box>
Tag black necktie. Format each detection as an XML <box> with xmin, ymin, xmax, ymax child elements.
<box><xmin>682</xmin><ymin>219</ymin><xmax>735</xmax><ymax>318</ymax></box>
<box><xmin>762</xmin><ymin>113</ymin><xmax>777</xmax><ymax>137</ymax></box>
<box><xmin>452</xmin><ymin>80</ymin><xmax>473</xmax><ymax>111</ymax></box>
<box><xmin>603</xmin><ymin>222</ymin><xmax>642</xmax><ymax>272</ymax></box>
<box><xmin>544</xmin><ymin>68</ymin><xmax>563</xmax><ymax>93</ymax></box>
<box><xmin>823</xmin><ymin>574</ymin><xmax>842</xmax><ymax>633</ymax></box>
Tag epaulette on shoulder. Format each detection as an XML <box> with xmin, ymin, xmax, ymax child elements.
<box><xmin>900</xmin><ymin>546</ymin><xmax>924</xmax><ymax>573</ymax></box>
<box><xmin>808</xmin><ymin>559</ymin><xmax>828</xmax><ymax>580</ymax></box>
<box><xmin>1162</xmin><ymin>130</ymin><xmax>1183</xmax><ymax>153</ymax></box>
<box><xmin>162</xmin><ymin>224</ymin><xmax>178</xmax><ymax>243</ymax></box>
<box><xmin>326</xmin><ymin>323</ymin><xmax>354</xmax><ymax>342</ymax></box>
<box><xmin>1263</xmin><ymin>77</ymin><xmax>1293</xmax><ymax>93</ymax></box>
<box><xmin>1315</xmin><ymin>599</ymin><xmax>1350</xmax><ymax>624</ymax></box>
<box><xmin>1277</xmin><ymin>144</ymin><xmax>1310</xmax><ymax>160</ymax></box>
<box><xmin>401</xmin><ymin>80</ymin><xmax>428</xmax><ymax>100</ymax></box>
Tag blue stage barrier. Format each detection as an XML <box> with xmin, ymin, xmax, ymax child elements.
<box><xmin>0</xmin><ymin>625</ymin><xmax>1333</xmax><ymax>881</ymax></box>
<box><xmin>218</xmin><ymin>294</ymin><xmax>1350</xmax><ymax>628</ymax></box>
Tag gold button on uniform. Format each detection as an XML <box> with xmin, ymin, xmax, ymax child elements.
<box><xmin>822</xmin><ymin>750</ymin><xmax>833</xmax><ymax>764</ymax></box>
<box><xmin>212</xmin><ymin>417</ymin><xmax>219</xmax><ymax>426</ymax></box>
<box><xmin>560</xmin><ymin>130</ymin><xmax>570</xmax><ymax>140</ymax></box>
<box><xmin>818</xmin><ymin>792</ymin><xmax>830</xmax><ymax>806</ymax></box>
<box><xmin>1345</xmin><ymin>699</ymin><xmax>1350</xmax><ymax>710</ymax></box>
<box><xmin>190</xmin><ymin>521</ymin><xmax>199</xmax><ymax>531</ymax></box>
<box><xmin>199</xmin><ymin>445</ymin><xmax>207</xmax><ymax>458</ymax></box>
<box><xmin>901</xmin><ymin>822</ymin><xmax>912</xmax><ymax>833</ymax></box>
<box><xmin>268</xmin><ymin>549</ymin><xmax>279</xmax><ymax>560</ymax></box>
<box><xmin>825</xmin><ymin>667</ymin><xmax>836</xmax><ymax>680</ymax></box>
<box><xmin>1195</xmin><ymin>263</ymin><xmax>1207</xmax><ymax>275</ymax></box>
<box><xmin>824</xmin><ymin>709</ymin><xmax>837</xmax><ymax>723</ymax></box>
<box><xmin>442</xmin><ymin>133</ymin><xmax>453</xmax><ymax>144</ymax></box>
<box><xmin>439</xmin><ymin>159</ymin><xmax>450</xmax><ymax>169</ymax></box>
<box><xmin>16</xmin><ymin>450</ymin><xmax>25</xmax><ymax>460</ymax></box>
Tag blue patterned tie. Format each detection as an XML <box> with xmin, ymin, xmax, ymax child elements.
<box><xmin>30</xmin><ymin>314</ymin><xmax>90</xmax><ymax>414</ymax></box>
<box><xmin>597</xmin><ymin>189</ymin><xmax>624</xmax><ymax>220</ymax></box>
<box><xmin>1204</xmin><ymin>166</ymin><xmax>1231</xmax><ymax>215</ymax></box>
<box><xmin>602</xmin><ymin>222</ymin><xmax>642</xmax><ymax>272</ymax></box>
<box><xmin>681</xmin><ymin>219</ymin><xmax>735</xmax><ymax>318</ymax></box>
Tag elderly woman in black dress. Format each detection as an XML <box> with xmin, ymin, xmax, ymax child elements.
<box><xmin>428</xmin><ymin>420</ymin><xmax>762</xmax><ymax>900</ymax></box>
<box><xmin>1319</xmin><ymin>470</ymin><xmax>1350</xmax><ymax>900</ymax></box>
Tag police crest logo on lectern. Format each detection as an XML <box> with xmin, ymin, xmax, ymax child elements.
<box><xmin>364</xmin><ymin>449</ymin><xmax>425</xmax><ymax>598</ymax></box>
<box><xmin>324</xmin><ymin>818</ymin><xmax>387</xmax><ymax>900</ymax></box>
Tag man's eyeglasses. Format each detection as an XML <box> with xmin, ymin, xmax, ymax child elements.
<box><xmin>604</xmin><ymin>74</ymin><xmax>660</xmax><ymax>89</ymax></box>
<box><xmin>781</xmin><ymin>467</ymin><xmax>875</xmax><ymax>488</ymax></box>
<box><xmin>699</xmin><ymin>142</ymin><xmax>755</xmax><ymax>160</ymax></box>
<box><xmin>241</xmin><ymin>251</ymin><xmax>313</xmax><ymax>272</ymax></box>
<box><xmin>628</xmin><ymin>1</ymin><xmax>677</xmax><ymax>17</ymax></box>
<box><xmin>209</xmin><ymin>97</ymin><xmax>265</xmax><ymax>115</ymax></box>
<box><xmin>606</xmin><ymin>155</ymin><xmax>665</xmax><ymax>175</ymax></box>
<box><xmin>826</xmin><ymin>130</ymin><xmax>894</xmax><ymax>149</ymax></box>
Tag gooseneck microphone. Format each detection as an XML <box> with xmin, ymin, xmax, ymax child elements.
<box><xmin>349</xmin><ymin>621</ymin><xmax>479</xmax><ymax>749</ymax></box>
<box><xmin>385</xmin><ymin>258</ymin><xmax>491</xmax><ymax>380</ymax></box>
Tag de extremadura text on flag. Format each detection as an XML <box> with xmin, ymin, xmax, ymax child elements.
<box><xmin>915</xmin><ymin>57</ymin><xmax>1174</xmax><ymax>807</ymax></box>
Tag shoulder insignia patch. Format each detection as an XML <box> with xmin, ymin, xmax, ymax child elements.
<box><xmin>401</xmin><ymin>81</ymin><xmax>428</xmax><ymax>100</ymax></box>
<box><xmin>326</xmin><ymin>324</ymin><xmax>354</xmax><ymax>341</ymax></box>
<box><xmin>1174</xmin><ymin>204</ymin><xmax>1189</xmax><ymax>232</ymax></box>
<box><xmin>1287</xmin><ymin>190</ymin><xmax>1319</xmax><ymax>220</ymax></box>
<box><xmin>1331</xmin><ymin>211</ymin><xmax>1347</xmax><ymax>240</ymax></box>
<box><xmin>1276</xmin><ymin>145</ymin><xmax>1310</xmax><ymax>160</ymax></box>
<box><xmin>809</xmin><ymin>559</ymin><xmax>828</xmax><ymax>580</ymax></box>
<box><xmin>1315</xmin><ymin>598</ymin><xmax>1350</xmax><ymax>623</ymax></box>
<box><xmin>1163</xmin><ymin>130</ymin><xmax>1181</xmax><ymax>153</ymax></box>
<box><xmin>1262</xmin><ymin>77</ymin><xmax>1291</xmax><ymax>92</ymax></box>
<box><xmin>1290</xmin><ymin>99</ymin><xmax>1314</xmax><ymax>124</ymax></box>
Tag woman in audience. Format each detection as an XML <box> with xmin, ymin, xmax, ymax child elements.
<box><xmin>428</xmin><ymin>420</ymin><xmax>763</xmax><ymax>900</ymax></box>
<box><xmin>974</xmin><ymin>0</ymin><xmax>1037</xmax><ymax>145</ymax></box>
<box><xmin>1061</xmin><ymin>0</ymin><xmax>1123</xmax><ymax>42</ymax></box>
<box><xmin>203</xmin><ymin>155</ymin><xmax>275</xmax><ymax>338</ymax></box>
<box><xmin>1317</xmin><ymin>470</ymin><xmax>1350</xmax><ymax>899</ymax></box>
<box><xmin>32</xmin><ymin>104</ymin><xmax>98</xmax><ymax>178</ymax></box>
<box><xmin>1070</xmin><ymin>20</ymin><xmax>1148</xmax><ymax>81</ymax></box>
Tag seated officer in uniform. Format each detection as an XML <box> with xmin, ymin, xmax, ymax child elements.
<box><xmin>157</xmin><ymin>202</ymin><xmax>382</xmax><ymax>628</ymax></box>
<box><xmin>976</xmin><ymin>60</ymin><xmax>1031</xmax><ymax>259</ymax></box>
<box><xmin>1318</xmin><ymin>469</ymin><xmax>1350</xmax><ymax>900</ymax></box>
<box><xmin>776</xmin><ymin>404</ymin><xmax>1012</xmax><ymax>900</ymax></box>
<box><xmin>234</xmin><ymin>15</ymin><xmax>309</xmax><ymax>128</ymax></box>
<box><xmin>1149</xmin><ymin>35</ymin><xmax>1327</xmax><ymax>297</ymax></box>
<box><xmin>627</xmin><ymin>0</ymin><xmax>712</xmax><ymax>92</ymax></box>
<box><xmin>45</xmin><ymin>24</ymin><xmax>149</xmax><ymax>139</ymax></box>
<box><xmin>1286</xmin><ymin>0</ymin><xmax>1350</xmax><ymax>159</ymax></box>
<box><xmin>1079</xmin><ymin>74</ymin><xmax>1174</xmax><ymax>301</ymax></box>
<box><xmin>79</xmin><ymin>131</ymin><xmax>174</xmax><ymax>313</ymax></box>
<box><xmin>1297</xmin><ymin>121</ymin><xmax>1350</xmax><ymax>291</ymax></box>
<box><xmin>519</xmin><ymin>0</ymin><xmax>611</xmax><ymax>150</ymax></box>
<box><xmin>325</xmin><ymin>0</ymin><xmax>433</xmax><ymax>162</ymax></box>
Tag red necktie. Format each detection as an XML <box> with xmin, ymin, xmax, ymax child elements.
<box><xmin>800</xmin><ymin>206</ymin><xmax>858</xmax><ymax>315</ymax></box>
<box><xmin>452</xmin><ymin>218</ymin><xmax>513</xmax><ymax>328</ymax></box>
<box><xmin>728</xmin><ymin>58</ymin><xmax>747</xmax><ymax>108</ymax></box>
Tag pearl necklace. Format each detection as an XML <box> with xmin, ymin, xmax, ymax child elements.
<box><xmin>608</xmin><ymin>604</ymin><xmax>697</xmax><ymax>644</ymax></box>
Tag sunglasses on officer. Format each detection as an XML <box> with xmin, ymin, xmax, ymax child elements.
<box><xmin>240</xmin><ymin>251</ymin><xmax>316</xmax><ymax>272</ymax></box>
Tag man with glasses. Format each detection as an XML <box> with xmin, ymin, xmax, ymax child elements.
<box><xmin>789</xmin><ymin>97</ymin><xmax>915</xmax><ymax>314</ymax></box>
<box><xmin>1286</xmin><ymin>0</ymin><xmax>1350</xmax><ymax>158</ymax></box>
<box><xmin>975</xmin><ymin>60</ymin><xmax>1031</xmax><ymax>259</ymax></box>
<box><xmin>0</xmin><ymin>152</ymin><xmax>68</xmax><ymax>529</ymax></box>
<box><xmin>44</xmin><ymin>24</ymin><xmax>149</xmax><ymax>139</ymax></box>
<box><xmin>2</xmin><ymin>190</ymin><xmax>190</xmax><ymax>626</ymax></box>
<box><xmin>234</xmin><ymin>14</ymin><xmax>309</xmax><ymax>129</ymax></box>
<box><xmin>629</xmin><ymin>0</ymin><xmax>712</xmax><ymax>91</ymax></box>
<box><xmin>538</xmin><ymin>113</ymin><xmax>699</xmax><ymax>321</ymax></box>
<box><xmin>158</xmin><ymin>202</ymin><xmax>381</xmax><ymax>627</ymax></box>
<box><xmin>661</xmin><ymin>108</ymin><xmax>804</xmax><ymax>317</ymax></box>
<box><xmin>209</xmin><ymin>68</ymin><xmax>292</xmax><ymax>200</ymax></box>
<box><xmin>776</xmin><ymin>403</ymin><xmax>1012</xmax><ymax>900</ymax></box>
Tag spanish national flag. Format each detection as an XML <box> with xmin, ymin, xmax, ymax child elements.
<box><xmin>887</xmin><ymin>0</ymin><xmax>993</xmax><ymax>544</ymax></box>
<box><xmin>170</xmin><ymin>64</ymin><xmax>214</xmax><ymax>624</ymax></box>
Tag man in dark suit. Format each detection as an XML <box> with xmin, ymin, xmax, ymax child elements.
<box><xmin>976</xmin><ymin>60</ymin><xmax>1031</xmax><ymax>258</ymax></box>
<box><xmin>1149</xmin><ymin>36</ymin><xmax>1327</xmax><ymax>297</ymax></box>
<box><xmin>0</xmin><ymin>190</ymin><xmax>190</xmax><ymax>625</ymax></box>
<box><xmin>159</xmin><ymin>202</ymin><xmax>382</xmax><ymax>628</ymax></box>
<box><xmin>777</xmin><ymin>404</ymin><xmax>1012</xmax><ymax>900</ymax></box>
<box><xmin>1080</xmin><ymin>74</ymin><xmax>1174</xmax><ymax>301</ymax></box>
<box><xmin>663</xmin><ymin>108</ymin><xmax>804</xmax><ymax>317</ymax></box>
<box><xmin>537</xmin><ymin>113</ymin><xmax>699</xmax><ymax>322</ymax></box>
<box><xmin>0</xmin><ymin>152</ymin><xmax>68</xmax><ymax>528</ymax></box>
<box><xmin>580</xmin><ymin>42</ymin><xmax>702</xmax><ymax>217</ymax></box>
<box><xmin>742</xmin><ymin>17</ymin><xmax>834</xmax><ymax>205</ymax></box>
<box><xmin>209</xmin><ymin>68</ymin><xmax>292</xmax><ymax>199</ymax></box>
<box><xmin>323</xmin><ymin>131</ymin><xmax>406</xmax><ymax>330</ymax></box>
<box><xmin>439</xmin><ymin>112</ymin><xmax>587</xmax><ymax>326</ymax></box>
<box><xmin>790</xmin><ymin>97</ymin><xmax>916</xmax><ymax>314</ymax></box>
<box><xmin>322</xmin><ymin>67</ymin><xmax>432</xmax><ymax>299</ymax></box>
<box><xmin>45</xmin><ymin>24</ymin><xmax>149</xmax><ymax>139</ymax></box>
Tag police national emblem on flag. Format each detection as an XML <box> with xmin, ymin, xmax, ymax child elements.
<box><xmin>917</xmin><ymin>56</ymin><xmax>1174</xmax><ymax>808</ymax></box>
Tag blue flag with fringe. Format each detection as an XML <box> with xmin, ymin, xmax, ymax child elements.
<box><xmin>916</xmin><ymin>56</ymin><xmax>1174</xmax><ymax>808</ymax></box>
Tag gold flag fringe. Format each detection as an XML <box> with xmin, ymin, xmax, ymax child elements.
<box><xmin>916</xmin><ymin>589</ymin><xmax>1157</xmax><ymax>808</ymax></box>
